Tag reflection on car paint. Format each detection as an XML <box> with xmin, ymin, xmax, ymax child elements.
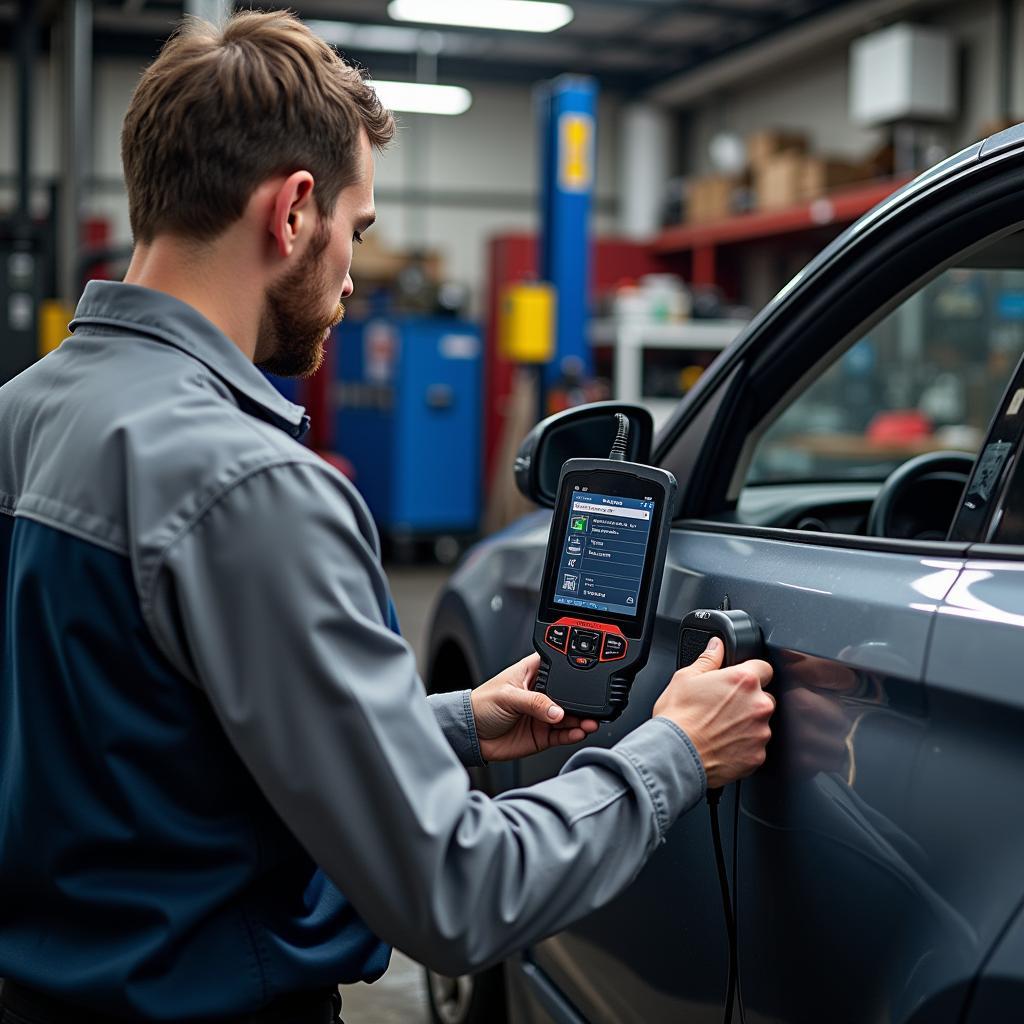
<box><xmin>910</xmin><ymin>563</ymin><xmax>962</xmax><ymax>606</ymax></box>
<box><xmin>744</xmin><ymin>649</ymin><xmax>977</xmax><ymax>1022</ymax></box>
<box><xmin>942</xmin><ymin>567</ymin><xmax>1024</xmax><ymax>628</ymax></box>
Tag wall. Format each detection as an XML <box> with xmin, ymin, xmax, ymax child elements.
<box><xmin>369</xmin><ymin>80</ymin><xmax>619</xmax><ymax>312</ymax></box>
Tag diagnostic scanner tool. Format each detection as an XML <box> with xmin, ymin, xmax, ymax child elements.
<box><xmin>532</xmin><ymin>415</ymin><xmax>676</xmax><ymax>721</ymax></box>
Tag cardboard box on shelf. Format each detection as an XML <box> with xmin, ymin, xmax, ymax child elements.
<box><xmin>754</xmin><ymin>151</ymin><xmax>804</xmax><ymax>210</ymax></box>
<box><xmin>747</xmin><ymin>129</ymin><xmax>808</xmax><ymax>169</ymax></box>
<box><xmin>687</xmin><ymin>175</ymin><xmax>737</xmax><ymax>223</ymax></box>
<box><xmin>799</xmin><ymin>157</ymin><xmax>868</xmax><ymax>201</ymax></box>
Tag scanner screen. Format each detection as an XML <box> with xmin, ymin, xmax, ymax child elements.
<box><xmin>552</xmin><ymin>489</ymin><xmax>655</xmax><ymax>617</ymax></box>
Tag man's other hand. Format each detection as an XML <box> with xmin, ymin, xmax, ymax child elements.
<box><xmin>653</xmin><ymin>637</ymin><xmax>775</xmax><ymax>789</ymax></box>
<box><xmin>471</xmin><ymin>654</ymin><xmax>599</xmax><ymax>762</ymax></box>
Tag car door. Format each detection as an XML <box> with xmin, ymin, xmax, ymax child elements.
<box><xmin>914</xmin><ymin>364</ymin><xmax>1024</xmax><ymax>1020</ymax></box>
<box><xmin>512</xmin><ymin>134</ymin><xmax>1024</xmax><ymax>1024</ymax></box>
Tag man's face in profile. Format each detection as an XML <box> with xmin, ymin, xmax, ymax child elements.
<box><xmin>256</xmin><ymin>219</ymin><xmax>345</xmax><ymax>378</ymax></box>
<box><xmin>256</xmin><ymin>131</ymin><xmax>376</xmax><ymax>379</ymax></box>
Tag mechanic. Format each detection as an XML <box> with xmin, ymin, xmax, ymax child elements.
<box><xmin>0</xmin><ymin>11</ymin><xmax>775</xmax><ymax>1024</ymax></box>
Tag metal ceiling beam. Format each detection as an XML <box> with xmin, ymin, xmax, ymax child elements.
<box><xmin>338</xmin><ymin>47</ymin><xmax>651</xmax><ymax>92</ymax></box>
<box><xmin>614</xmin><ymin>0</ymin><xmax>777</xmax><ymax>62</ymax></box>
<box><xmin>646</xmin><ymin>0</ymin><xmax>963</xmax><ymax>105</ymax></box>
<box><xmin>582</xmin><ymin>0</ymin><xmax>784</xmax><ymax>22</ymax></box>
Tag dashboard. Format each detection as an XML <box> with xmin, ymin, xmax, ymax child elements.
<box><xmin>727</xmin><ymin>476</ymin><xmax>968</xmax><ymax>540</ymax></box>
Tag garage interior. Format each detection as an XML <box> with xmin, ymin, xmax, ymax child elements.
<box><xmin>1</xmin><ymin>0</ymin><xmax>1022</xmax><ymax>1020</ymax></box>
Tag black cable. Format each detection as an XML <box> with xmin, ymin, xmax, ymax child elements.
<box><xmin>708</xmin><ymin>787</ymin><xmax>737</xmax><ymax>1024</ymax></box>
<box><xmin>713</xmin><ymin>592</ymin><xmax>745</xmax><ymax>1024</ymax></box>
<box><xmin>608</xmin><ymin>412</ymin><xmax>629</xmax><ymax>461</ymax></box>
<box><xmin>732</xmin><ymin>780</ymin><xmax>747</xmax><ymax>1024</ymax></box>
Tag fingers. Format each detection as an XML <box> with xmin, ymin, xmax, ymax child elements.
<box><xmin>499</xmin><ymin>684</ymin><xmax>565</xmax><ymax>724</ymax></box>
<box><xmin>558</xmin><ymin>714</ymin><xmax>599</xmax><ymax>733</ymax></box>
<box><xmin>518</xmin><ymin>652</ymin><xmax>542</xmax><ymax>687</ymax></box>
<box><xmin>741</xmin><ymin>658</ymin><xmax>774</xmax><ymax>688</ymax></box>
<box><xmin>681</xmin><ymin>635</ymin><xmax>725</xmax><ymax>676</ymax></box>
<box><xmin>549</xmin><ymin>726</ymin><xmax>588</xmax><ymax>746</ymax></box>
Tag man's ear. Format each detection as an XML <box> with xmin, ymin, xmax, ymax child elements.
<box><xmin>269</xmin><ymin>171</ymin><xmax>316</xmax><ymax>259</ymax></box>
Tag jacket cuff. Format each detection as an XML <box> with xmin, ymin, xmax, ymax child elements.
<box><xmin>613</xmin><ymin>717</ymin><xmax>707</xmax><ymax>837</ymax></box>
<box><xmin>426</xmin><ymin>689</ymin><xmax>486</xmax><ymax>768</ymax></box>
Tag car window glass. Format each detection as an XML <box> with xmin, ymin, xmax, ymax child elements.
<box><xmin>746</xmin><ymin>267</ymin><xmax>1024</xmax><ymax>486</ymax></box>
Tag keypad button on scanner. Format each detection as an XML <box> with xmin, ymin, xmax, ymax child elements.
<box><xmin>568</xmin><ymin>628</ymin><xmax>601</xmax><ymax>656</ymax></box>
<box><xmin>545</xmin><ymin>625</ymin><xmax>569</xmax><ymax>651</ymax></box>
<box><xmin>601</xmin><ymin>634</ymin><xmax>627</xmax><ymax>660</ymax></box>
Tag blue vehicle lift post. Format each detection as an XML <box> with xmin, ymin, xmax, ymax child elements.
<box><xmin>536</xmin><ymin>75</ymin><xmax>598</xmax><ymax>405</ymax></box>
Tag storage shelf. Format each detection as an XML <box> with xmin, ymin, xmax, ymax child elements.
<box><xmin>652</xmin><ymin>176</ymin><xmax>912</xmax><ymax>255</ymax></box>
<box><xmin>588</xmin><ymin>318</ymin><xmax>747</xmax><ymax>431</ymax></box>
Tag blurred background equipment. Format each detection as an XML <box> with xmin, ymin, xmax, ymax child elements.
<box><xmin>2</xmin><ymin>0</ymin><xmax>1021</xmax><ymax>555</ymax></box>
<box><xmin>333</xmin><ymin>315</ymin><xmax>483</xmax><ymax>562</ymax></box>
<box><xmin>850</xmin><ymin>23</ymin><xmax>956</xmax><ymax>173</ymax></box>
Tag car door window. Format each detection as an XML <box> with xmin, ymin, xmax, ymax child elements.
<box><xmin>746</xmin><ymin>266</ymin><xmax>1024</xmax><ymax>488</ymax></box>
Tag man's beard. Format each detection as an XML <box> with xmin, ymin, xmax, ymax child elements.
<box><xmin>256</xmin><ymin>223</ymin><xmax>346</xmax><ymax>379</ymax></box>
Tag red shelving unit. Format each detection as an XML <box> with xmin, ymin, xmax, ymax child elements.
<box><xmin>652</xmin><ymin>176</ymin><xmax>913</xmax><ymax>286</ymax></box>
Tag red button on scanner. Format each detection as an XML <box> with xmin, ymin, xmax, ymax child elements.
<box><xmin>545</xmin><ymin>624</ymin><xmax>570</xmax><ymax>652</ymax></box>
<box><xmin>600</xmin><ymin>633</ymin><xmax>628</xmax><ymax>661</ymax></box>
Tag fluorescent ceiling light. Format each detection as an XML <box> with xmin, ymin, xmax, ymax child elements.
<box><xmin>388</xmin><ymin>0</ymin><xmax>574</xmax><ymax>33</ymax></box>
<box><xmin>308</xmin><ymin>20</ymin><xmax>424</xmax><ymax>52</ymax></box>
<box><xmin>308</xmin><ymin>20</ymin><xmax>476</xmax><ymax>55</ymax></box>
<box><xmin>371</xmin><ymin>80</ymin><xmax>473</xmax><ymax>115</ymax></box>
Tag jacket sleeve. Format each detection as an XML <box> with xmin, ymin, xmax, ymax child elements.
<box><xmin>426</xmin><ymin>690</ymin><xmax>486</xmax><ymax>768</ymax></box>
<box><xmin>145</xmin><ymin>460</ymin><xmax>706</xmax><ymax>976</ymax></box>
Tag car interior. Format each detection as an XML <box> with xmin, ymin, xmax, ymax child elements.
<box><xmin>712</xmin><ymin>230</ymin><xmax>1024</xmax><ymax>540</ymax></box>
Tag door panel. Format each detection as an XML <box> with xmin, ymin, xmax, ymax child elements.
<box><xmin>516</xmin><ymin>528</ymin><xmax>958</xmax><ymax>1022</ymax></box>
<box><xmin>918</xmin><ymin>559</ymin><xmax>1024</xmax><ymax>1017</ymax></box>
<box><xmin>665</xmin><ymin>530</ymin><xmax>964</xmax><ymax>1024</ymax></box>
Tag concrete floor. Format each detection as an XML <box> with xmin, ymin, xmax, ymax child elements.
<box><xmin>338</xmin><ymin>562</ymin><xmax>456</xmax><ymax>1023</ymax></box>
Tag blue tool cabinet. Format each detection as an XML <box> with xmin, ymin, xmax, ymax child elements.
<box><xmin>334</xmin><ymin>316</ymin><xmax>482</xmax><ymax>539</ymax></box>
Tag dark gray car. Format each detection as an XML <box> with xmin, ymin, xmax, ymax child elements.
<box><xmin>422</xmin><ymin>124</ymin><xmax>1024</xmax><ymax>1024</ymax></box>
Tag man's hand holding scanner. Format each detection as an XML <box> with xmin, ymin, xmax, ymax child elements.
<box><xmin>653</xmin><ymin>636</ymin><xmax>776</xmax><ymax>788</ymax></box>
<box><xmin>471</xmin><ymin>654</ymin><xmax>600</xmax><ymax>762</ymax></box>
<box><xmin>475</xmin><ymin>639</ymin><xmax>774</xmax><ymax>783</ymax></box>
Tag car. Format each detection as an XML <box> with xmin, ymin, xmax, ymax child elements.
<box><xmin>421</xmin><ymin>123</ymin><xmax>1024</xmax><ymax>1024</ymax></box>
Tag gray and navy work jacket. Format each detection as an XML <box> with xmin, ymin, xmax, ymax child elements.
<box><xmin>0</xmin><ymin>281</ymin><xmax>705</xmax><ymax>1020</ymax></box>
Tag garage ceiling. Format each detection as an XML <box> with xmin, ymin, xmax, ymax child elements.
<box><xmin>1</xmin><ymin>0</ymin><xmax>862</xmax><ymax>94</ymax></box>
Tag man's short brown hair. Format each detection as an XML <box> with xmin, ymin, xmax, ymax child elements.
<box><xmin>121</xmin><ymin>10</ymin><xmax>394</xmax><ymax>244</ymax></box>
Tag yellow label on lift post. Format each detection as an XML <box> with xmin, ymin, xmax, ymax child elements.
<box><xmin>500</xmin><ymin>282</ymin><xmax>555</xmax><ymax>364</ymax></box>
<box><xmin>559</xmin><ymin>113</ymin><xmax>594</xmax><ymax>193</ymax></box>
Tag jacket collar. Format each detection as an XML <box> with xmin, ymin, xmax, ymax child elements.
<box><xmin>69</xmin><ymin>280</ymin><xmax>310</xmax><ymax>439</ymax></box>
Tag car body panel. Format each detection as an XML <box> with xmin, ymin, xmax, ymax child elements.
<box><xmin>508</xmin><ymin>529</ymin><xmax>965</xmax><ymax>1023</ymax></box>
<box><xmin>920</xmin><ymin>558</ymin><xmax>1024</xmax><ymax>1022</ymax></box>
<box><xmin>962</xmin><ymin>895</ymin><xmax>1024</xmax><ymax>1023</ymax></box>
<box><xmin>429</xmin><ymin>512</ymin><xmax>551</xmax><ymax>684</ymax></box>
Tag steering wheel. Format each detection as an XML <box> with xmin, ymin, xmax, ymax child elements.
<box><xmin>866</xmin><ymin>450</ymin><xmax>975</xmax><ymax>539</ymax></box>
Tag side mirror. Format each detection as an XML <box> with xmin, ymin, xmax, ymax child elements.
<box><xmin>514</xmin><ymin>402</ymin><xmax>654</xmax><ymax>508</ymax></box>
